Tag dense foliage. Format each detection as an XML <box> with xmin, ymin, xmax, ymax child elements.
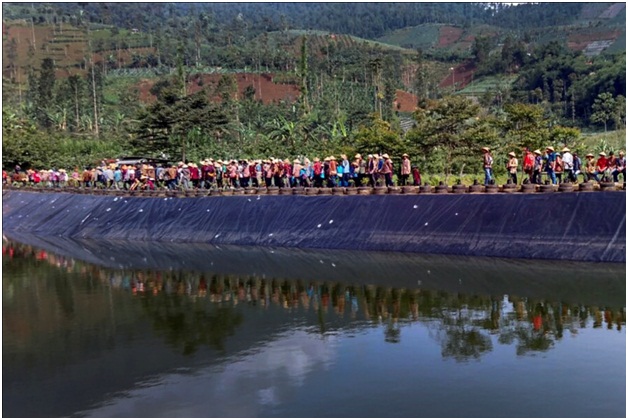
<box><xmin>2</xmin><ymin>2</ymin><xmax>626</xmax><ymax>178</ymax></box>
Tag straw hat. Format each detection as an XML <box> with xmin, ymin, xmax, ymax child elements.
<box><xmin>293</xmin><ymin>159</ymin><xmax>300</xmax><ymax>164</ymax></box>
<box><xmin>182</xmin><ymin>164</ymin><xmax>188</xmax><ymax>168</ymax></box>
<box><xmin>599</xmin><ymin>152</ymin><xmax>606</xmax><ymax>157</ymax></box>
<box><xmin>382</xmin><ymin>153</ymin><xmax>390</xmax><ymax>159</ymax></box>
<box><xmin>330</xmin><ymin>156</ymin><xmax>336</xmax><ymax>160</ymax></box>
<box><xmin>402</xmin><ymin>153</ymin><xmax>409</xmax><ymax>157</ymax></box>
<box><xmin>561</xmin><ymin>147</ymin><xmax>570</xmax><ymax>152</ymax></box>
<box><xmin>284</xmin><ymin>158</ymin><xmax>290</xmax><ymax>164</ymax></box>
<box><xmin>368</xmin><ymin>154</ymin><xmax>373</xmax><ymax>158</ymax></box>
<box><xmin>314</xmin><ymin>157</ymin><xmax>320</xmax><ymax>162</ymax></box>
<box><xmin>324</xmin><ymin>157</ymin><xmax>330</xmax><ymax>162</ymax></box>
<box><xmin>546</xmin><ymin>146</ymin><xmax>554</xmax><ymax>152</ymax></box>
<box><xmin>508</xmin><ymin>152</ymin><xmax>516</xmax><ymax>157</ymax></box>
<box><xmin>586</xmin><ymin>153</ymin><xmax>594</xmax><ymax>158</ymax></box>
<box><xmin>355</xmin><ymin>154</ymin><xmax>362</xmax><ymax>159</ymax></box>
<box><xmin>481</xmin><ymin>147</ymin><xmax>490</xmax><ymax>152</ymax></box>
<box><xmin>533</xmin><ymin>149</ymin><xmax>542</xmax><ymax>155</ymax></box>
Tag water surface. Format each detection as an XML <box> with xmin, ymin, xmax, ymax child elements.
<box><xmin>2</xmin><ymin>239</ymin><xmax>625</xmax><ymax>417</ymax></box>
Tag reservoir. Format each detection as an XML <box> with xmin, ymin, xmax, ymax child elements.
<box><xmin>3</xmin><ymin>236</ymin><xmax>625</xmax><ymax>417</ymax></box>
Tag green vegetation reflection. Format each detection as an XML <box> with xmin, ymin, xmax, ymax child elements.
<box><xmin>3</xmin><ymin>242</ymin><xmax>626</xmax><ymax>361</ymax></box>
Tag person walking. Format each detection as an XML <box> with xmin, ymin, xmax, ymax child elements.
<box><xmin>400</xmin><ymin>153</ymin><xmax>411</xmax><ymax>186</ymax></box>
<box><xmin>522</xmin><ymin>147</ymin><xmax>534</xmax><ymax>183</ymax></box>
<box><xmin>340</xmin><ymin>154</ymin><xmax>351</xmax><ymax>187</ymax></box>
<box><xmin>482</xmin><ymin>147</ymin><xmax>493</xmax><ymax>185</ymax></box>
<box><xmin>507</xmin><ymin>152</ymin><xmax>518</xmax><ymax>184</ymax></box>
<box><xmin>544</xmin><ymin>146</ymin><xmax>557</xmax><ymax>185</ymax></box>
<box><xmin>532</xmin><ymin>149</ymin><xmax>543</xmax><ymax>184</ymax></box>
<box><xmin>561</xmin><ymin>147</ymin><xmax>574</xmax><ymax>182</ymax></box>
<box><xmin>381</xmin><ymin>154</ymin><xmax>394</xmax><ymax>187</ymax></box>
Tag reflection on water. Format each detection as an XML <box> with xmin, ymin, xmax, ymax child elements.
<box><xmin>2</xmin><ymin>240</ymin><xmax>626</xmax><ymax>418</ymax></box>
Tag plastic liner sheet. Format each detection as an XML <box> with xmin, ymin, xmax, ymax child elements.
<box><xmin>4</xmin><ymin>232</ymin><xmax>626</xmax><ymax>308</ymax></box>
<box><xmin>3</xmin><ymin>190</ymin><xmax>626</xmax><ymax>262</ymax></box>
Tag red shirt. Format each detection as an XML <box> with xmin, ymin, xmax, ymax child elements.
<box><xmin>596</xmin><ymin>157</ymin><xmax>608</xmax><ymax>171</ymax></box>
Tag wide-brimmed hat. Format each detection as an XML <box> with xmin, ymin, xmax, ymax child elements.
<box><xmin>382</xmin><ymin>153</ymin><xmax>390</xmax><ymax>159</ymax></box>
<box><xmin>561</xmin><ymin>147</ymin><xmax>570</xmax><ymax>152</ymax></box>
<box><xmin>313</xmin><ymin>157</ymin><xmax>320</xmax><ymax>162</ymax></box>
<box><xmin>481</xmin><ymin>147</ymin><xmax>490</xmax><ymax>152</ymax></box>
<box><xmin>182</xmin><ymin>164</ymin><xmax>188</xmax><ymax>168</ymax></box>
<box><xmin>324</xmin><ymin>157</ymin><xmax>330</xmax><ymax>161</ymax></box>
<box><xmin>586</xmin><ymin>153</ymin><xmax>594</xmax><ymax>158</ymax></box>
<box><xmin>355</xmin><ymin>154</ymin><xmax>362</xmax><ymax>159</ymax></box>
<box><xmin>533</xmin><ymin>149</ymin><xmax>541</xmax><ymax>155</ymax></box>
<box><xmin>508</xmin><ymin>152</ymin><xmax>516</xmax><ymax>157</ymax></box>
<box><xmin>546</xmin><ymin>146</ymin><xmax>554</xmax><ymax>152</ymax></box>
<box><xmin>293</xmin><ymin>159</ymin><xmax>300</xmax><ymax>163</ymax></box>
<box><xmin>330</xmin><ymin>156</ymin><xmax>336</xmax><ymax>160</ymax></box>
<box><xmin>599</xmin><ymin>152</ymin><xmax>606</xmax><ymax>157</ymax></box>
<box><xmin>402</xmin><ymin>153</ymin><xmax>409</xmax><ymax>157</ymax></box>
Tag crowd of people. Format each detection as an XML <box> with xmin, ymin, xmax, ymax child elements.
<box><xmin>483</xmin><ymin>147</ymin><xmax>625</xmax><ymax>186</ymax></box>
<box><xmin>3</xmin><ymin>147</ymin><xmax>625</xmax><ymax>191</ymax></box>
<box><xmin>2</xmin><ymin>153</ymin><xmax>422</xmax><ymax>190</ymax></box>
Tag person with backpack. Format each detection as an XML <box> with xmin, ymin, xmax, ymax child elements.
<box><xmin>482</xmin><ymin>147</ymin><xmax>493</xmax><ymax>185</ymax></box>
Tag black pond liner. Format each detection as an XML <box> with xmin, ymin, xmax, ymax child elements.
<box><xmin>2</xmin><ymin>190</ymin><xmax>626</xmax><ymax>263</ymax></box>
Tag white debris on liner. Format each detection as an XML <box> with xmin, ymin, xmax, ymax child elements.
<box><xmin>106</xmin><ymin>208</ymin><xmax>111</xmax><ymax>212</ymax></box>
<box><xmin>80</xmin><ymin>213</ymin><xmax>92</xmax><ymax>224</ymax></box>
<box><xmin>329</xmin><ymin>219</ymin><xmax>333</xmax><ymax>224</ymax></box>
<box><xmin>413</xmin><ymin>205</ymin><xmax>418</xmax><ymax>209</ymax></box>
<box><xmin>317</xmin><ymin>224</ymin><xmax>322</xmax><ymax>228</ymax></box>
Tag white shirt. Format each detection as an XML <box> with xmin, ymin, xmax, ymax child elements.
<box><xmin>562</xmin><ymin>152</ymin><xmax>574</xmax><ymax>170</ymax></box>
